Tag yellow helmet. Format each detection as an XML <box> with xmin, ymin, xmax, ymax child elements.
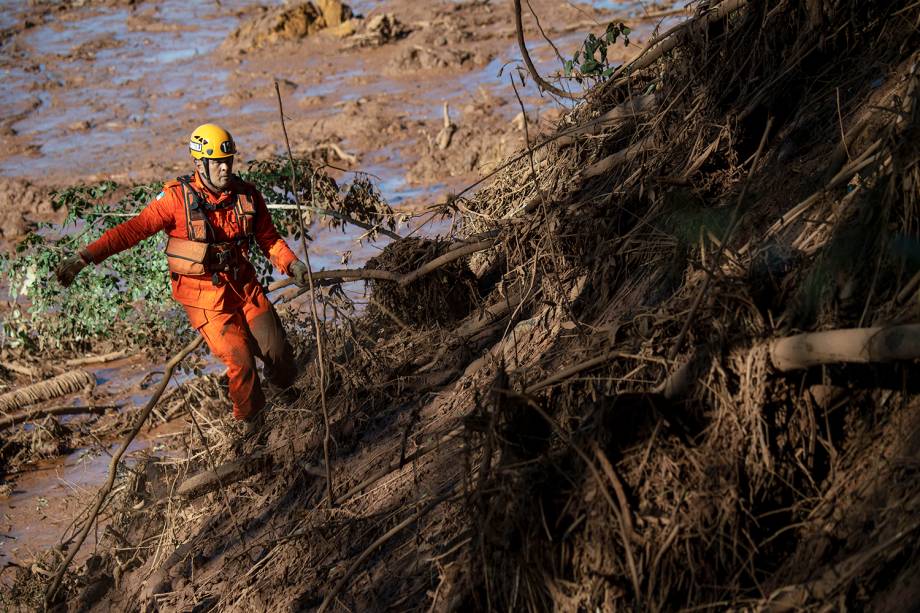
<box><xmin>189</xmin><ymin>123</ymin><xmax>236</xmax><ymax>160</ymax></box>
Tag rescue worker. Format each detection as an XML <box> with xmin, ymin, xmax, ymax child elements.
<box><xmin>55</xmin><ymin>123</ymin><xmax>310</xmax><ymax>435</ymax></box>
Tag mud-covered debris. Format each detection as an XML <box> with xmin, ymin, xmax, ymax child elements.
<box><xmin>346</xmin><ymin>13</ymin><xmax>411</xmax><ymax>48</ymax></box>
<box><xmin>365</xmin><ymin>237</ymin><xmax>479</xmax><ymax>328</ymax></box>
<box><xmin>220</xmin><ymin>0</ymin><xmax>354</xmax><ymax>54</ymax></box>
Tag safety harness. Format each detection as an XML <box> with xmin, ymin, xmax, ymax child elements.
<box><xmin>164</xmin><ymin>175</ymin><xmax>257</xmax><ymax>285</ymax></box>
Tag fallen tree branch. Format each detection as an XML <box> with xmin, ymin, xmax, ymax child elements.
<box><xmin>266</xmin><ymin>239</ymin><xmax>496</xmax><ymax>292</ymax></box>
<box><xmin>45</xmin><ymin>335</ymin><xmax>203</xmax><ymax>606</ymax></box>
<box><xmin>513</xmin><ymin>0</ymin><xmax>581</xmax><ymax>100</ymax></box>
<box><xmin>266</xmin><ymin>203</ymin><xmax>402</xmax><ymax>241</ymax></box>
<box><xmin>0</xmin><ymin>369</ymin><xmax>95</xmax><ymax>413</ymax></box>
<box><xmin>63</xmin><ymin>349</ymin><xmax>135</xmax><ymax>367</ymax></box>
<box><xmin>0</xmin><ymin>404</ymin><xmax>116</xmax><ymax>432</ymax></box>
<box><xmin>769</xmin><ymin>324</ymin><xmax>920</xmax><ymax>371</ymax></box>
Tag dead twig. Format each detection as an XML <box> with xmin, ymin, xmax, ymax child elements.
<box><xmin>275</xmin><ymin>80</ymin><xmax>335</xmax><ymax>508</ymax></box>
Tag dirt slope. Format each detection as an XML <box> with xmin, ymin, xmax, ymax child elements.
<box><xmin>15</xmin><ymin>1</ymin><xmax>920</xmax><ymax>611</ymax></box>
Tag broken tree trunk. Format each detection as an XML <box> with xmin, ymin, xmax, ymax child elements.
<box><xmin>769</xmin><ymin>324</ymin><xmax>920</xmax><ymax>371</ymax></box>
<box><xmin>176</xmin><ymin>450</ymin><xmax>271</xmax><ymax>500</ymax></box>
<box><xmin>0</xmin><ymin>369</ymin><xmax>95</xmax><ymax>413</ymax></box>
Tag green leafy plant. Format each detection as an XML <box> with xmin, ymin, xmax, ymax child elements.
<box><xmin>1</xmin><ymin>181</ymin><xmax>182</xmax><ymax>352</ymax></box>
<box><xmin>564</xmin><ymin>22</ymin><xmax>631</xmax><ymax>81</ymax></box>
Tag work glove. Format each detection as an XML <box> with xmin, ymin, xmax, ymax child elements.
<box><xmin>55</xmin><ymin>251</ymin><xmax>90</xmax><ymax>287</ymax></box>
<box><xmin>289</xmin><ymin>259</ymin><xmax>309</xmax><ymax>288</ymax></box>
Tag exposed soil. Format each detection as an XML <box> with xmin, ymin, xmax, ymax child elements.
<box><xmin>0</xmin><ymin>0</ymin><xmax>658</xmax><ymax>598</ymax></box>
<box><xmin>13</xmin><ymin>1</ymin><xmax>919</xmax><ymax>613</ymax></box>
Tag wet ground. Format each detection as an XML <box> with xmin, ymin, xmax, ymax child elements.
<box><xmin>0</xmin><ymin>0</ymin><xmax>673</xmax><ymax>582</ymax></box>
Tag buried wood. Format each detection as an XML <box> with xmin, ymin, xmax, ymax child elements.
<box><xmin>769</xmin><ymin>324</ymin><xmax>920</xmax><ymax>372</ymax></box>
<box><xmin>176</xmin><ymin>450</ymin><xmax>271</xmax><ymax>500</ymax></box>
<box><xmin>0</xmin><ymin>404</ymin><xmax>117</xmax><ymax>432</ymax></box>
<box><xmin>555</xmin><ymin>94</ymin><xmax>657</xmax><ymax>148</ymax></box>
<box><xmin>44</xmin><ymin>335</ymin><xmax>203</xmax><ymax>606</ymax></box>
<box><xmin>0</xmin><ymin>369</ymin><xmax>95</xmax><ymax>413</ymax></box>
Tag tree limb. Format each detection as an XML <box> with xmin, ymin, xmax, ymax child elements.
<box><xmin>267</xmin><ymin>239</ymin><xmax>496</xmax><ymax>292</ymax></box>
<box><xmin>513</xmin><ymin>0</ymin><xmax>581</xmax><ymax>100</ymax></box>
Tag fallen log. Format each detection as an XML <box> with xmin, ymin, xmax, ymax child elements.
<box><xmin>266</xmin><ymin>238</ymin><xmax>496</xmax><ymax>292</ymax></box>
<box><xmin>769</xmin><ymin>324</ymin><xmax>920</xmax><ymax>372</ymax></box>
<box><xmin>0</xmin><ymin>369</ymin><xmax>95</xmax><ymax>413</ymax></box>
<box><xmin>64</xmin><ymin>349</ymin><xmax>135</xmax><ymax>367</ymax></box>
<box><xmin>176</xmin><ymin>450</ymin><xmax>272</xmax><ymax>500</ymax></box>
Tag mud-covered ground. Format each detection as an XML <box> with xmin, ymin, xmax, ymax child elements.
<box><xmin>0</xmin><ymin>0</ymin><xmax>659</xmax><ymax>240</ymax></box>
<box><xmin>0</xmin><ymin>0</ymin><xmax>668</xmax><ymax>589</ymax></box>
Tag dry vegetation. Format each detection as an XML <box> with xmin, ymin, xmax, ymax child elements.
<box><xmin>12</xmin><ymin>0</ymin><xmax>920</xmax><ymax>611</ymax></box>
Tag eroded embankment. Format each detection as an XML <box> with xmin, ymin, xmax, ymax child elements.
<box><xmin>13</xmin><ymin>0</ymin><xmax>920</xmax><ymax>611</ymax></box>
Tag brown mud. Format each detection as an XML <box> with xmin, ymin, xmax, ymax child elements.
<box><xmin>18</xmin><ymin>1</ymin><xmax>919</xmax><ymax>612</ymax></box>
<box><xmin>0</xmin><ymin>0</ymin><xmax>659</xmax><ymax>599</ymax></box>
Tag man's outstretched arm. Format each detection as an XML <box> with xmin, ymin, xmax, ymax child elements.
<box><xmin>56</xmin><ymin>190</ymin><xmax>175</xmax><ymax>287</ymax></box>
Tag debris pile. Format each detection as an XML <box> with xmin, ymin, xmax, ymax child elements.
<box><xmin>220</xmin><ymin>0</ymin><xmax>354</xmax><ymax>54</ymax></box>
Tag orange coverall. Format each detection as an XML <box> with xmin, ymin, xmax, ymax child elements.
<box><xmin>84</xmin><ymin>172</ymin><xmax>299</xmax><ymax>421</ymax></box>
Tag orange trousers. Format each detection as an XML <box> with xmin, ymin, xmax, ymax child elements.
<box><xmin>184</xmin><ymin>283</ymin><xmax>296</xmax><ymax>421</ymax></box>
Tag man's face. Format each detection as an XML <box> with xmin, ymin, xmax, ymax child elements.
<box><xmin>199</xmin><ymin>156</ymin><xmax>233</xmax><ymax>191</ymax></box>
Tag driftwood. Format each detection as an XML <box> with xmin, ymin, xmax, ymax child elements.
<box><xmin>0</xmin><ymin>369</ymin><xmax>95</xmax><ymax>413</ymax></box>
<box><xmin>769</xmin><ymin>324</ymin><xmax>920</xmax><ymax>372</ymax></box>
